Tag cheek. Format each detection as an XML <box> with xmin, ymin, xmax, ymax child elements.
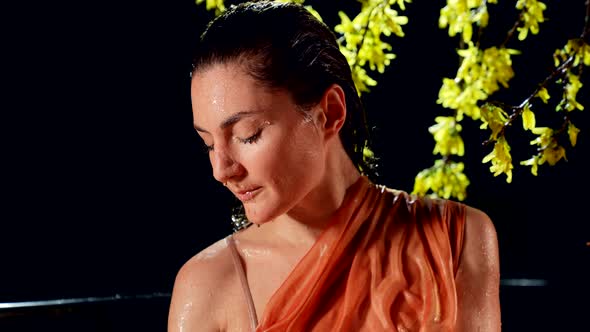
<box><xmin>290</xmin><ymin>124</ymin><xmax>324</xmax><ymax>165</ymax></box>
<box><xmin>239</xmin><ymin>122</ymin><xmax>324</xmax><ymax>184</ymax></box>
<box><xmin>270</xmin><ymin>127</ymin><xmax>324</xmax><ymax>184</ymax></box>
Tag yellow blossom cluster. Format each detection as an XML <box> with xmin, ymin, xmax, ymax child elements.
<box><xmin>518</xmin><ymin>114</ymin><xmax>581</xmax><ymax>176</ymax></box>
<box><xmin>335</xmin><ymin>0</ymin><xmax>409</xmax><ymax>94</ymax></box>
<box><xmin>479</xmin><ymin>104</ymin><xmax>514</xmax><ymax>182</ymax></box>
<box><xmin>559</xmin><ymin>39</ymin><xmax>590</xmax><ymax>68</ymax></box>
<box><xmin>416</xmin><ymin>0</ymin><xmax>504</xmax><ymax>199</ymax></box>
<box><xmin>428</xmin><ymin>116</ymin><xmax>465</xmax><ymax>156</ymax></box>
<box><xmin>413</xmin><ymin>159</ymin><xmax>470</xmax><ymax>201</ymax></box>
<box><xmin>553</xmin><ymin>40</ymin><xmax>589</xmax><ymax>112</ymax></box>
<box><xmin>414</xmin><ymin>114</ymin><xmax>470</xmax><ymax>198</ymax></box>
<box><xmin>423</xmin><ymin>0</ymin><xmax>554</xmax><ymax>196</ymax></box>
<box><xmin>520</xmin><ymin>127</ymin><xmax>566</xmax><ymax>175</ymax></box>
<box><xmin>438</xmin><ymin>44</ymin><xmax>519</xmax><ymax>121</ymax></box>
<box><xmin>518</xmin><ymin>37</ymin><xmax>588</xmax><ymax>177</ymax></box>
<box><xmin>560</xmin><ymin>74</ymin><xmax>585</xmax><ymax>112</ymax></box>
<box><xmin>480</xmin><ymin>104</ymin><xmax>509</xmax><ymax>141</ymax></box>
<box><xmin>483</xmin><ymin>137</ymin><xmax>514</xmax><ymax>182</ymax></box>
<box><xmin>431</xmin><ymin>39</ymin><xmax>519</xmax><ymax>189</ymax></box>
<box><xmin>515</xmin><ymin>0</ymin><xmax>546</xmax><ymax>40</ymax></box>
<box><xmin>439</xmin><ymin>0</ymin><xmax>497</xmax><ymax>43</ymax></box>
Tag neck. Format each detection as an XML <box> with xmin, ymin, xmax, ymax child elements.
<box><xmin>260</xmin><ymin>143</ymin><xmax>361</xmax><ymax>248</ymax></box>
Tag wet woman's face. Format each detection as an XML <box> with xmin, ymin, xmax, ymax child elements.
<box><xmin>191</xmin><ymin>62</ymin><xmax>327</xmax><ymax>224</ymax></box>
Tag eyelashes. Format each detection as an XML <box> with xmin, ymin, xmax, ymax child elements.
<box><xmin>202</xmin><ymin>128</ymin><xmax>263</xmax><ymax>153</ymax></box>
<box><xmin>237</xmin><ymin>128</ymin><xmax>262</xmax><ymax>144</ymax></box>
<box><xmin>203</xmin><ymin>143</ymin><xmax>214</xmax><ymax>153</ymax></box>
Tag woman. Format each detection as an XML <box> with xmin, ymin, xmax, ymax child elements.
<box><xmin>168</xmin><ymin>1</ymin><xmax>501</xmax><ymax>331</ymax></box>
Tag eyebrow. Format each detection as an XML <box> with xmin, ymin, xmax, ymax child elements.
<box><xmin>194</xmin><ymin>110</ymin><xmax>262</xmax><ymax>133</ymax></box>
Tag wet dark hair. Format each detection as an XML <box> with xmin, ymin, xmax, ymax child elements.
<box><xmin>192</xmin><ymin>0</ymin><xmax>379</xmax><ymax>181</ymax></box>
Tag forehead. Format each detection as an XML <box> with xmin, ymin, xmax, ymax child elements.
<box><xmin>193</xmin><ymin>62</ymin><xmax>246</xmax><ymax>92</ymax></box>
<box><xmin>191</xmin><ymin>62</ymin><xmax>294</xmax><ymax>123</ymax></box>
<box><xmin>192</xmin><ymin>63</ymin><xmax>267</xmax><ymax>108</ymax></box>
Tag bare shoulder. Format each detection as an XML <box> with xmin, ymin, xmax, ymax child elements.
<box><xmin>455</xmin><ymin>205</ymin><xmax>501</xmax><ymax>331</ymax></box>
<box><xmin>168</xmin><ymin>237</ymin><xmax>234</xmax><ymax>332</ymax></box>
<box><xmin>461</xmin><ymin>205</ymin><xmax>500</xmax><ymax>274</ymax></box>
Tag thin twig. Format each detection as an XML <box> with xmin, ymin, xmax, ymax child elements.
<box><xmin>501</xmin><ymin>11</ymin><xmax>524</xmax><ymax>47</ymax></box>
<box><xmin>518</xmin><ymin>56</ymin><xmax>574</xmax><ymax>109</ymax></box>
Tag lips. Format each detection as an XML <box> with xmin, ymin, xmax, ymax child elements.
<box><xmin>234</xmin><ymin>187</ymin><xmax>262</xmax><ymax>202</ymax></box>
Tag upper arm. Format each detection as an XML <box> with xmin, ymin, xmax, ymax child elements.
<box><xmin>455</xmin><ymin>206</ymin><xmax>501</xmax><ymax>332</ymax></box>
<box><xmin>167</xmin><ymin>258</ymin><xmax>224</xmax><ymax>332</ymax></box>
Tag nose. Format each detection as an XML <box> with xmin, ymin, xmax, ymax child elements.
<box><xmin>211</xmin><ymin>147</ymin><xmax>243</xmax><ymax>185</ymax></box>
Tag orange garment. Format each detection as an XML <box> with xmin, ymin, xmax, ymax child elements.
<box><xmin>256</xmin><ymin>176</ymin><xmax>466</xmax><ymax>332</ymax></box>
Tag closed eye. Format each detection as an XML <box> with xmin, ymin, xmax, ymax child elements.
<box><xmin>237</xmin><ymin>128</ymin><xmax>262</xmax><ymax>144</ymax></box>
<box><xmin>203</xmin><ymin>143</ymin><xmax>214</xmax><ymax>153</ymax></box>
<box><xmin>201</xmin><ymin>127</ymin><xmax>263</xmax><ymax>153</ymax></box>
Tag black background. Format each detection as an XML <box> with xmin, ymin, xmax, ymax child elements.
<box><xmin>3</xmin><ymin>0</ymin><xmax>589</xmax><ymax>330</ymax></box>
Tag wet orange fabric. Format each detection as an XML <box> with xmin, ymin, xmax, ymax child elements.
<box><xmin>256</xmin><ymin>176</ymin><xmax>466</xmax><ymax>332</ymax></box>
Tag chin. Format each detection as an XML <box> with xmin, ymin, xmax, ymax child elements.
<box><xmin>243</xmin><ymin>203</ymin><xmax>281</xmax><ymax>225</ymax></box>
<box><xmin>244</xmin><ymin>211</ymin><xmax>273</xmax><ymax>225</ymax></box>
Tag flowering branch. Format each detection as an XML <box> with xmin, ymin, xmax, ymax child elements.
<box><xmin>482</xmin><ymin>55</ymin><xmax>575</xmax><ymax>146</ymax></box>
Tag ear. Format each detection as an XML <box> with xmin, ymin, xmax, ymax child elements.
<box><xmin>316</xmin><ymin>84</ymin><xmax>347</xmax><ymax>140</ymax></box>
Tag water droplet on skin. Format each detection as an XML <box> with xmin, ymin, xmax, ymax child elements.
<box><xmin>178</xmin><ymin>302</ymin><xmax>193</xmax><ymax>332</ymax></box>
<box><xmin>195</xmin><ymin>239</ymin><xmax>228</xmax><ymax>261</ymax></box>
<box><xmin>241</xmin><ymin>248</ymin><xmax>271</xmax><ymax>258</ymax></box>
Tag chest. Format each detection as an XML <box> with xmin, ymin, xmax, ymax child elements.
<box><xmin>249</xmin><ymin>248</ymin><xmax>306</xmax><ymax>319</ymax></box>
<box><xmin>224</xmin><ymin>246</ymin><xmax>307</xmax><ymax>331</ymax></box>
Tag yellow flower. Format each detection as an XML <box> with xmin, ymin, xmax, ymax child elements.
<box><xmin>440</xmin><ymin>45</ymin><xmax>517</xmax><ymax>121</ymax></box>
<box><xmin>196</xmin><ymin>0</ymin><xmax>225</xmax><ymax>14</ymax></box>
<box><xmin>381</xmin><ymin>7</ymin><xmax>408</xmax><ymax>37</ymax></box>
<box><xmin>515</xmin><ymin>0</ymin><xmax>546</xmax><ymax>41</ymax></box>
<box><xmin>304</xmin><ymin>5</ymin><xmax>323</xmax><ymax>22</ymax></box>
<box><xmin>335</xmin><ymin>2</ymin><xmax>408</xmax><ymax>95</ymax></box>
<box><xmin>363</xmin><ymin>145</ymin><xmax>375</xmax><ymax>159</ymax></box>
<box><xmin>351</xmin><ymin>66</ymin><xmax>377</xmax><ymax>95</ymax></box>
<box><xmin>389</xmin><ymin>0</ymin><xmax>412</xmax><ymax>11</ymax></box>
<box><xmin>437</xmin><ymin>78</ymin><xmax>462</xmax><ymax>109</ymax></box>
<box><xmin>455</xmin><ymin>85</ymin><xmax>485</xmax><ymax>120</ymax></box>
<box><xmin>568</xmin><ymin>123</ymin><xmax>580</xmax><ymax>147</ymax></box>
<box><xmin>564</xmin><ymin>39</ymin><xmax>590</xmax><ymax>67</ymax></box>
<box><xmin>482</xmin><ymin>137</ymin><xmax>513</xmax><ymax>183</ymax></box>
<box><xmin>481</xmin><ymin>47</ymin><xmax>519</xmax><ymax>92</ymax></box>
<box><xmin>529</xmin><ymin>127</ymin><xmax>553</xmax><ymax>149</ymax></box>
<box><xmin>439</xmin><ymin>2</ymin><xmax>472</xmax><ymax>43</ymax></box>
<box><xmin>536</xmin><ymin>87</ymin><xmax>550</xmax><ymax>103</ymax></box>
<box><xmin>553</xmin><ymin>47</ymin><xmax>568</xmax><ymax>67</ymax></box>
<box><xmin>542</xmin><ymin>146</ymin><xmax>566</xmax><ymax>166</ymax></box>
<box><xmin>564</xmin><ymin>74</ymin><xmax>584</xmax><ymax>111</ymax></box>
<box><xmin>429</xmin><ymin>116</ymin><xmax>465</xmax><ymax>156</ymax></box>
<box><xmin>521</xmin><ymin>104</ymin><xmax>536</xmax><ymax>131</ymax></box>
<box><xmin>412</xmin><ymin>159</ymin><xmax>470</xmax><ymax>201</ymax></box>
<box><xmin>480</xmin><ymin>104</ymin><xmax>508</xmax><ymax>141</ymax></box>
<box><xmin>520</xmin><ymin>155</ymin><xmax>540</xmax><ymax>176</ymax></box>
